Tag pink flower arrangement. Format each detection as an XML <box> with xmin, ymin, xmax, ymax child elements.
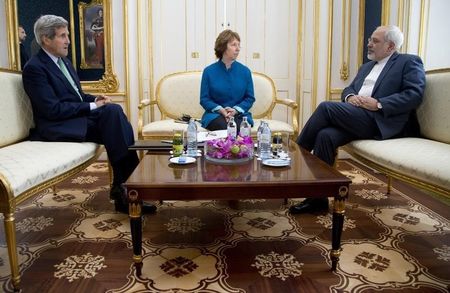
<box><xmin>205</xmin><ymin>135</ymin><xmax>254</xmax><ymax>159</ymax></box>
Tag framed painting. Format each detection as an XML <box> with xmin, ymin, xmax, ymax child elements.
<box><xmin>70</xmin><ymin>0</ymin><xmax>118</xmax><ymax>92</ymax></box>
<box><xmin>78</xmin><ymin>2</ymin><xmax>104</xmax><ymax>69</ymax></box>
<box><xmin>9</xmin><ymin>0</ymin><xmax>118</xmax><ymax>93</ymax></box>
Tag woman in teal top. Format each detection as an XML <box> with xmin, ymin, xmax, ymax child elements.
<box><xmin>200</xmin><ymin>30</ymin><xmax>255</xmax><ymax>131</ymax></box>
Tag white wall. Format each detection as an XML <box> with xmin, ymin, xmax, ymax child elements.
<box><xmin>388</xmin><ymin>0</ymin><xmax>450</xmax><ymax>70</ymax></box>
<box><xmin>423</xmin><ymin>0</ymin><xmax>450</xmax><ymax>70</ymax></box>
<box><xmin>0</xmin><ymin>0</ymin><xmax>10</xmax><ymax>68</ymax></box>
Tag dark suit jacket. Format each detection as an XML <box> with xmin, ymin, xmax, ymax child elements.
<box><xmin>19</xmin><ymin>43</ymin><xmax>29</xmax><ymax>69</ymax></box>
<box><xmin>341</xmin><ymin>52</ymin><xmax>425</xmax><ymax>139</ymax></box>
<box><xmin>22</xmin><ymin>49</ymin><xmax>97</xmax><ymax>141</ymax></box>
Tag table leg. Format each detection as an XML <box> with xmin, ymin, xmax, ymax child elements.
<box><xmin>128</xmin><ymin>189</ymin><xmax>143</xmax><ymax>276</ymax></box>
<box><xmin>330</xmin><ymin>186</ymin><xmax>348</xmax><ymax>271</ymax></box>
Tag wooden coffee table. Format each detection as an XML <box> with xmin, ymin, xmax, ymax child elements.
<box><xmin>125</xmin><ymin>144</ymin><xmax>351</xmax><ymax>276</ymax></box>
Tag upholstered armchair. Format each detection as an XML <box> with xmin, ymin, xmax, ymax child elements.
<box><xmin>138</xmin><ymin>71</ymin><xmax>298</xmax><ymax>140</ymax></box>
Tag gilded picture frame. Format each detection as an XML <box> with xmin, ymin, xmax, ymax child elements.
<box><xmin>70</xmin><ymin>0</ymin><xmax>118</xmax><ymax>92</ymax></box>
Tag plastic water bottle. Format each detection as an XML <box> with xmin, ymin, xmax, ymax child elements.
<box><xmin>259</xmin><ymin>122</ymin><xmax>271</xmax><ymax>160</ymax></box>
<box><xmin>186</xmin><ymin>118</ymin><xmax>198</xmax><ymax>157</ymax></box>
<box><xmin>227</xmin><ymin>116</ymin><xmax>237</xmax><ymax>139</ymax></box>
<box><xmin>256</xmin><ymin>120</ymin><xmax>265</xmax><ymax>157</ymax></box>
<box><xmin>239</xmin><ymin>116</ymin><xmax>251</xmax><ymax>137</ymax></box>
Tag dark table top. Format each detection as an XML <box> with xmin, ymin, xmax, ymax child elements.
<box><xmin>125</xmin><ymin>143</ymin><xmax>351</xmax><ymax>200</ymax></box>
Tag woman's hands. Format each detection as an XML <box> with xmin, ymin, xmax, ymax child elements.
<box><xmin>219</xmin><ymin>107</ymin><xmax>237</xmax><ymax>122</ymax></box>
<box><xmin>225</xmin><ymin>107</ymin><xmax>237</xmax><ymax>117</ymax></box>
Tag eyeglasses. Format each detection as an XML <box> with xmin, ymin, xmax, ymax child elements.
<box><xmin>367</xmin><ymin>37</ymin><xmax>384</xmax><ymax>44</ymax></box>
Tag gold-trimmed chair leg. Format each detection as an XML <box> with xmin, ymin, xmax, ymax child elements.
<box><xmin>387</xmin><ymin>175</ymin><xmax>392</xmax><ymax>194</ymax></box>
<box><xmin>4</xmin><ymin>212</ymin><xmax>21</xmax><ymax>291</ymax></box>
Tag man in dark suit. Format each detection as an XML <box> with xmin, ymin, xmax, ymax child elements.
<box><xmin>18</xmin><ymin>25</ymin><xmax>29</xmax><ymax>69</ymax></box>
<box><xmin>290</xmin><ymin>25</ymin><xmax>426</xmax><ymax>214</ymax></box>
<box><xmin>22</xmin><ymin>15</ymin><xmax>155</xmax><ymax>214</ymax></box>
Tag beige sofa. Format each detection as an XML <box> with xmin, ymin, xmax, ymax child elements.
<box><xmin>138</xmin><ymin>71</ymin><xmax>298</xmax><ymax>140</ymax></box>
<box><xmin>0</xmin><ymin>69</ymin><xmax>103</xmax><ymax>290</ymax></box>
<box><xmin>345</xmin><ymin>68</ymin><xmax>450</xmax><ymax>198</ymax></box>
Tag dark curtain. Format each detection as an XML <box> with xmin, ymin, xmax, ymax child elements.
<box><xmin>18</xmin><ymin>1</ymin><xmax>70</xmax><ymax>58</ymax></box>
<box><xmin>17</xmin><ymin>0</ymin><xmax>103</xmax><ymax>81</ymax></box>
<box><xmin>363</xmin><ymin>0</ymin><xmax>382</xmax><ymax>64</ymax></box>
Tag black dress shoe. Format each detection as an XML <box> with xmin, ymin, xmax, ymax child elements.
<box><xmin>110</xmin><ymin>185</ymin><xmax>157</xmax><ymax>214</ymax></box>
<box><xmin>289</xmin><ymin>198</ymin><xmax>329</xmax><ymax>214</ymax></box>
<box><xmin>110</xmin><ymin>185</ymin><xmax>123</xmax><ymax>201</ymax></box>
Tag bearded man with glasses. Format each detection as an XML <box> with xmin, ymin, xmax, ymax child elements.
<box><xmin>290</xmin><ymin>25</ymin><xmax>426</xmax><ymax>214</ymax></box>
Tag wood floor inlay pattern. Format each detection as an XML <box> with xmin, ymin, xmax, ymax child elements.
<box><xmin>0</xmin><ymin>160</ymin><xmax>449</xmax><ymax>292</ymax></box>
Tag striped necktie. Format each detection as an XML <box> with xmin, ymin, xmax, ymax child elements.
<box><xmin>57</xmin><ymin>58</ymin><xmax>83</xmax><ymax>101</ymax></box>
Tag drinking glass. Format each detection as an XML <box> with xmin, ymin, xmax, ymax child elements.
<box><xmin>279</xmin><ymin>133</ymin><xmax>291</xmax><ymax>159</ymax></box>
<box><xmin>172</xmin><ymin>130</ymin><xmax>184</xmax><ymax>157</ymax></box>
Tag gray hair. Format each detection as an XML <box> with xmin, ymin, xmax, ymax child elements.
<box><xmin>34</xmin><ymin>15</ymin><xmax>68</xmax><ymax>46</ymax></box>
<box><xmin>383</xmin><ymin>25</ymin><xmax>404</xmax><ymax>50</ymax></box>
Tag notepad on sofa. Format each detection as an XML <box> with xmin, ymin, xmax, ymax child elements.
<box><xmin>197</xmin><ymin>130</ymin><xmax>228</xmax><ymax>142</ymax></box>
<box><xmin>128</xmin><ymin>140</ymin><xmax>173</xmax><ymax>151</ymax></box>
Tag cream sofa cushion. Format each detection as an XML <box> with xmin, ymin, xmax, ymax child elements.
<box><xmin>253</xmin><ymin>119</ymin><xmax>295</xmax><ymax>135</ymax></box>
<box><xmin>348</xmin><ymin>138</ymin><xmax>450</xmax><ymax>189</ymax></box>
<box><xmin>156</xmin><ymin>72</ymin><xmax>204</xmax><ymax>119</ymax></box>
<box><xmin>142</xmin><ymin>120</ymin><xmax>207</xmax><ymax>137</ymax></box>
<box><xmin>0</xmin><ymin>141</ymin><xmax>99</xmax><ymax>197</ymax></box>
<box><xmin>141</xmin><ymin>119</ymin><xmax>295</xmax><ymax>138</ymax></box>
<box><xmin>0</xmin><ymin>70</ymin><xmax>34</xmax><ymax>146</ymax></box>
<box><xmin>417</xmin><ymin>70</ymin><xmax>450</xmax><ymax>143</ymax></box>
<box><xmin>251</xmin><ymin>73</ymin><xmax>277</xmax><ymax>117</ymax></box>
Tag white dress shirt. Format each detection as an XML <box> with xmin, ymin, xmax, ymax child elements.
<box><xmin>344</xmin><ymin>53</ymin><xmax>394</xmax><ymax>102</ymax></box>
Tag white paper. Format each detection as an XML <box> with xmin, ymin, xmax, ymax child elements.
<box><xmin>197</xmin><ymin>130</ymin><xmax>228</xmax><ymax>142</ymax></box>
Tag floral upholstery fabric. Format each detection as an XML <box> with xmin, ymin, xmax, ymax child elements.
<box><xmin>0</xmin><ymin>141</ymin><xmax>98</xmax><ymax>197</ymax></box>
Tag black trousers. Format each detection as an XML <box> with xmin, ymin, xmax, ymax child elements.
<box><xmin>296</xmin><ymin>101</ymin><xmax>380</xmax><ymax>166</ymax></box>
<box><xmin>206</xmin><ymin>115</ymin><xmax>243</xmax><ymax>131</ymax></box>
<box><xmin>85</xmin><ymin>104</ymin><xmax>139</xmax><ymax>185</ymax></box>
